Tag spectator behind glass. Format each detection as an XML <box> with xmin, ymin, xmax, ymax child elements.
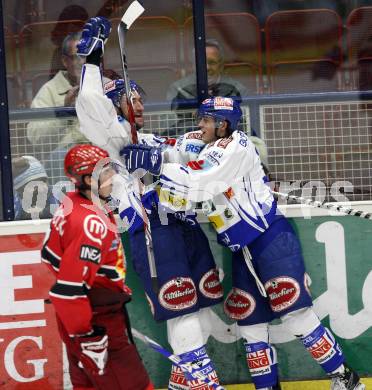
<box><xmin>49</xmin><ymin>5</ymin><xmax>89</xmax><ymax>77</ymax></box>
<box><xmin>12</xmin><ymin>156</ymin><xmax>59</xmax><ymax>220</ymax></box>
<box><xmin>27</xmin><ymin>31</ymin><xmax>88</xmax><ymax>184</ymax></box>
<box><xmin>167</xmin><ymin>38</ymin><xmax>249</xmax><ymax>111</ymax></box>
<box><xmin>48</xmin><ymin>1</ymin><xmax>127</xmax><ymax>77</ymax></box>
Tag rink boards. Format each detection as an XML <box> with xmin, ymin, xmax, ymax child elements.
<box><xmin>0</xmin><ymin>204</ymin><xmax>371</xmax><ymax>389</ymax></box>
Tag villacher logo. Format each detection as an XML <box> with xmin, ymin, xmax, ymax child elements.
<box><xmin>224</xmin><ymin>288</ymin><xmax>256</xmax><ymax>320</ymax></box>
<box><xmin>199</xmin><ymin>269</ymin><xmax>223</xmax><ymax>299</ymax></box>
<box><xmin>265</xmin><ymin>276</ymin><xmax>300</xmax><ymax>312</ymax></box>
<box><xmin>159</xmin><ymin>277</ymin><xmax>197</xmax><ymax>311</ymax></box>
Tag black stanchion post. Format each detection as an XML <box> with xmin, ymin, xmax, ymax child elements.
<box><xmin>0</xmin><ymin>4</ymin><xmax>14</xmax><ymax>221</ymax></box>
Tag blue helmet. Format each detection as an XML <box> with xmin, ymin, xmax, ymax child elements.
<box><xmin>104</xmin><ymin>79</ymin><xmax>145</xmax><ymax>107</ymax></box>
<box><xmin>197</xmin><ymin>97</ymin><xmax>242</xmax><ymax>131</ymax></box>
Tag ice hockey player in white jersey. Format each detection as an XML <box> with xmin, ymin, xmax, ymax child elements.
<box><xmin>121</xmin><ymin>96</ymin><xmax>365</xmax><ymax>390</ymax></box>
<box><xmin>75</xmin><ymin>16</ymin><xmax>224</xmax><ymax>389</ymax></box>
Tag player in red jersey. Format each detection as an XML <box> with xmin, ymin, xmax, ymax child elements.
<box><xmin>41</xmin><ymin>144</ymin><xmax>153</xmax><ymax>390</ymax></box>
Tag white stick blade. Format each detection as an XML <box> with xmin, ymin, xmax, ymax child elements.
<box><xmin>122</xmin><ymin>1</ymin><xmax>145</xmax><ymax>29</ymax></box>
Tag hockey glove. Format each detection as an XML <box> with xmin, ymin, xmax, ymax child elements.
<box><xmin>121</xmin><ymin>144</ymin><xmax>163</xmax><ymax>176</ymax></box>
<box><xmin>75</xmin><ymin>325</ymin><xmax>108</xmax><ymax>376</ymax></box>
<box><xmin>77</xmin><ymin>17</ymin><xmax>111</xmax><ymax>57</ymax></box>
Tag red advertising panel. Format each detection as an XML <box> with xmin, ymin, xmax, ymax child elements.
<box><xmin>0</xmin><ymin>233</ymin><xmax>64</xmax><ymax>389</ymax></box>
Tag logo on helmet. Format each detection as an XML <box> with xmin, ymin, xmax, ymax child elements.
<box><xmin>214</xmin><ymin>97</ymin><xmax>233</xmax><ymax>111</ymax></box>
<box><xmin>103</xmin><ymin>80</ymin><xmax>117</xmax><ymax>94</ymax></box>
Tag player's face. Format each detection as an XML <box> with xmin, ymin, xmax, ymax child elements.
<box><xmin>198</xmin><ymin>115</ymin><xmax>228</xmax><ymax>143</ymax></box>
<box><xmin>198</xmin><ymin>116</ymin><xmax>217</xmax><ymax>143</ymax></box>
<box><xmin>120</xmin><ymin>90</ymin><xmax>145</xmax><ymax>129</ymax></box>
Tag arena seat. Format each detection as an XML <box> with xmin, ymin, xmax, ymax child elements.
<box><xmin>265</xmin><ymin>9</ymin><xmax>343</xmax><ymax>93</ymax></box>
<box><xmin>104</xmin><ymin>16</ymin><xmax>181</xmax><ymax>102</ymax></box>
<box><xmin>183</xmin><ymin>12</ymin><xmax>262</xmax><ymax>94</ymax></box>
<box><xmin>347</xmin><ymin>6</ymin><xmax>372</xmax><ymax>91</ymax></box>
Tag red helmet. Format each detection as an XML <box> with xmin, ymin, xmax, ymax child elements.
<box><xmin>64</xmin><ymin>144</ymin><xmax>109</xmax><ymax>185</ymax></box>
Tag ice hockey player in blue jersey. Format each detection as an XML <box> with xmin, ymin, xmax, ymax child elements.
<box><xmin>75</xmin><ymin>16</ymin><xmax>224</xmax><ymax>389</ymax></box>
<box><xmin>121</xmin><ymin>96</ymin><xmax>365</xmax><ymax>390</ymax></box>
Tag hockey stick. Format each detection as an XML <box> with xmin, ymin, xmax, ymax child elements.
<box><xmin>118</xmin><ymin>0</ymin><xmax>144</xmax><ymax>144</ymax></box>
<box><xmin>118</xmin><ymin>1</ymin><xmax>159</xmax><ymax>293</ymax></box>
<box><xmin>132</xmin><ymin>328</ymin><xmax>225</xmax><ymax>390</ymax></box>
<box><xmin>272</xmin><ymin>190</ymin><xmax>372</xmax><ymax>220</ymax></box>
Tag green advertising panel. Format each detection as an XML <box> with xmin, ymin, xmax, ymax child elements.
<box><xmin>123</xmin><ymin>216</ymin><xmax>372</xmax><ymax>388</ymax></box>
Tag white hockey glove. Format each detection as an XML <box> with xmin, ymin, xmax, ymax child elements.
<box><xmin>75</xmin><ymin>325</ymin><xmax>108</xmax><ymax>376</ymax></box>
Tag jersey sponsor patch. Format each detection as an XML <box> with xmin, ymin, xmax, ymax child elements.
<box><xmin>224</xmin><ymin>288</ymin><xmax>256</xmax><ymax>320</ymax></box>
<box><xmin>185</xmin><ymin>143</ymin><xmax>203</xmax><ymax>154</ymax></box>
<box><xmin>83</xmin><ymin>214</ymin><xmax>108</xmax><ymax>246</ymax></box>
<box><xmin>186</xmin><ymin>132</ymin><xmax>203</xmax><ymax>140</ymax></box>
<box><xmin>209</xmin><ymin>150</ymin><xmax>223</xmax><ymax>160</ymax></box>
<box><xmin>159</xmin><ymin>277</ymin><xmax>197</xmax><ymax>311</ymax></box>
<box><xmin>158</xmin><ymin>188</ymin><xmax>188</xmax><ymax>208</ymax></box>
<box><xmin>307</xmin><ymin>332</ymin><xmax>337</xmax><ymax>365</ymax></box>
<box><xmin>199</xmin><ymin>269</ymin><xmax>223</xmax><ymax>299</ymax></box>
<box><xmin>79</xmin><ymin>244</ymin><xmax>101</xmax><ymax>264</ymax></box>
<box><xmin>265</xmin><ymin>276</ymin><xmax>300</xmax><ymax>312</ymax></box>
<box><xmin>169</xmin><ymin>365</ymin><xmax>189</xmax><ymax>388</ymax></box>
<box><xmin>247</xmin><ymin>348</ymin><xmax>273</xmax><ymax>376</ymax></box>
<box><xmin>205</xmin><ymin>154</ymin><xmax>220</xmax><ymax>166</ymax></box>
<box><xmin>217</xmin><ymin>136</ymin><xmax>233</xmax><ymax>149</ymax></box>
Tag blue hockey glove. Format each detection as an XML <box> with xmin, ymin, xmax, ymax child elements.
<box><xmin>121</xmin><ymin>144</ymin><xmax>163</xmax><ymax>176</ymax></box>
<box><xmin>77</xmin><ymin>17</ymin><xmax>111</xmax><ymax>57</ymax></box>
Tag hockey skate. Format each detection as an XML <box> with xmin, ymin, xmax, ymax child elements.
<box><xmin>330</xmin><ymin>365</ymin><xmax>365</xmax><ymax>390</ymax></box>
